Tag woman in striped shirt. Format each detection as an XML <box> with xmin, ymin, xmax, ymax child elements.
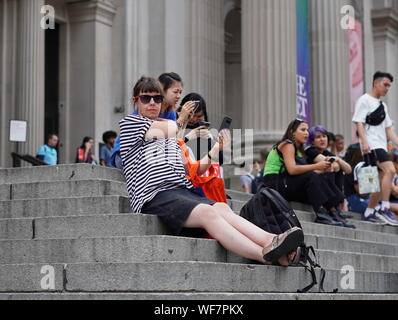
<box><xmin>119</xmin><ymin>77</ymin><xmax>304</xmax><ymax>266</ymax></box>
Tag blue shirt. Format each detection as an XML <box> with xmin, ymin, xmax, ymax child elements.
<box><xmin>100</xmin><ymin>145</ymin><xmax>113</xmax><ymax>167</ymax></box>
<box><xmin>109</xmin><ymin>110</ymin><xmax>177</xmax><ymax>168</ymax></box>
<box><xmin>37</xmin><ymin>145</ymin><xmax>58</xmax><ymax>165</ymax></box>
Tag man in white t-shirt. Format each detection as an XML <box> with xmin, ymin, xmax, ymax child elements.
<box><xmin>353</xmin><ymin>71</ymin><xmax>398</xmax><ymax>226</ymax></box>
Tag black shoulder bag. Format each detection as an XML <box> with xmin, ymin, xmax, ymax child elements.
<box><xmin>366</xmin><ymin>101</ymin><xmax>386</xmax><ymax>126</ymax></box>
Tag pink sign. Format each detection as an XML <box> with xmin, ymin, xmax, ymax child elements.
<box><xmin>349</xmin><ymin>20</ymin><xmax>364</xmax><ymax>143</ymax></box>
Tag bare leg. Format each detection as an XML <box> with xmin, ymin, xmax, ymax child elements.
<box><xmin>184</xmin><ymin>204</ymin><xmax>269</xmax><ymax>263</ymax></box>
<box><xmin>368</xmin><ymin>192</ymin><xmax>381</xmax><ymax>209</ymax></box>
<box><xmin>378</xmin><ymin>161</ymin><xmax>395</xmax><ymax>203</ymax></box>
<box><xmin>211</xmin><ymin>203</ymin><xmax>275</xmax><ymax>247</ymax></box>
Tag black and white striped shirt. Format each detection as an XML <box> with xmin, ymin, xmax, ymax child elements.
<box><xmin>119</xmin><ymin>115</ymin><xmax>194</xmax><ymax>213</ymax></box>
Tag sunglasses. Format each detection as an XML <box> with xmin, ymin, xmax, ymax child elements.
<box><xmin>135</xmin><ymin>95</ymin><xmax>164</xmax><ymax>104</ymax></box>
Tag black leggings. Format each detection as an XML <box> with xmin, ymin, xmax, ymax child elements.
<box><xmin>264</xmin><ymin>172</ymin><xmax>345</xmax><ymax>211</ymax></box>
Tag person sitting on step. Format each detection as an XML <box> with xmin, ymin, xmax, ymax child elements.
<box><xmin>263</xmin><ymin>119</ymin><xmax>355</xmax><ymax>228</ymax></box>
<box><xmin>119</xmin><ymin>77</ymin><xmax>304</xmax><ymax>266</ymax></box>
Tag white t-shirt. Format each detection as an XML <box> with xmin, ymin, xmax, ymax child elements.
<box><xmin>352</xmin><ymin>94</ymin><xmax>393</xmax><ymax>151</ymax></box>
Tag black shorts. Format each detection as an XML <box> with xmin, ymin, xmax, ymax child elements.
<box><xmin>141</xmin><ymin>188</ymin><xmax>216</xmax><ymax>236</ymax></box>
<box><xmin>366</xmin><ymin>149</ymin><xmax>390</xmax><ymax>166</ymax></box>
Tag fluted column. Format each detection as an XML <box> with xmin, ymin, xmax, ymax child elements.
<box><xmin>184</xmin><ymin>0</ymin><xmax>225</xmax><ymax>127</ymax></box>
<box><xmin>371</xmin><ymin>6</ymin><xmax>398</xmax><ymax>122</ymax></box>
<box><xmin>16</xmin><ymin>0</ymin><xmax>45</xmax><ymax>156</ymax></box>
<box><xmin>310</xmin><ymin>0</ymin><xmax>352</xmax><ymax>140</ymax></box>
<box><xmin>67</xmin><ymin>0</ymin><xmax>116</xmax><ymax>162</ymax></box>
<box><xmin>241</xmin><ymin>0</ymin><xmax>297</xmax><ymax>137</ymax></box>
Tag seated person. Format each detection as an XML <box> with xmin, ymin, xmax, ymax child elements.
<box><xmin>263</xmin><ymin>119</ymin><xmax>354</xmax><ymax>228</ymax></box>
<box><xmin>100</xmin><ymin>131</ymin><xmax>117</xmax><ymax>167</ymax></box>
<box><xmin>36</xmin><ymin>134</ymin><xmax>59</xmax><ymax>166</ymax></box>
<box><xmin>119</xmin><ymin>77</ymin><xmax>304</xmax><ymax>266</ymax></box>
<box><xmin>306</xmin><ymin>126</ymin><xmax>352</xmax><ymax>189</ymax></box>
<box><xmin>110</xmin><ymin>72</ymin><xmax>194</xmax><ymax>169</ymax></box>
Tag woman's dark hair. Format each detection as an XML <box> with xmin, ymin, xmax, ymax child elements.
<box><xmin>158</xmin><ymin>72</ymin><xmax>183</xmax><ymax>92</ymax></box>
<box><xmin>133</xmin><ymin>77</ymin><xmax>163</xmax><ymax>97</ymax></box>
<box><xmin>80</xmin><ymin>137</ymin><xmax>93</xmax><ymax>149</ymax></box>
<box><xmin>179</xmin><ymin>93</ymin><xmax>209</xmax><ymax>122</ymax></box>
<box><xmin>276</xmin><ymin>119</ymin><xmax>308</xmax><ymax>156</ymax></box>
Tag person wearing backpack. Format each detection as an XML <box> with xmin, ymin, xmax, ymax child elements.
<box><xmin>263</xmin><ymin>119</ymin><xmax>347</xmax><ymax>227</ymax></box>
<box><xmin>353</xmin><ymin>71</ymin><xmax>398</xmax><ymax>225</ymax></box>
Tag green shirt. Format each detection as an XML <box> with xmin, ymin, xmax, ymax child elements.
<box><xmin>264</xmin><ymin>145</ymin><xmax>304</xmax><ymax>176</ymax></box>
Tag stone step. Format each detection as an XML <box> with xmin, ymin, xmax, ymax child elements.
<box><xmin>1</xmin><ymin>292</ymin><xmax>398</xmax><ymax>300</ymax></box>
<box><xmin>1</xmin><ymin>262</ymin><xmax>397</xmax><ymax>293</ymax></box>
<box><xmin>228</xmin><ymin>198</ymin><xmax>398</xmax><ymax>238</ymax></box>
<box><xmin>0</xmin><ymin>196</ymin><xmax>131</xmax><ymax>219</ymax></box>
<box><xmin>0</xmin><ymin>164</ymin><xmax>125</xmax><ymax>185</ymax></box>
<box><xmin>1</xmin><ymin>213</ymin><xmax>398</xmax><ymax>247</ymax></box>
<box><xmin>1</xmin><ymin>236</ymin><xmax>398</xmax><ymax>273</ymax></box>
<box><xmin>2</xmin><ymin>180</ymin><xmax>128</xmax><ymax>201</ymax></box>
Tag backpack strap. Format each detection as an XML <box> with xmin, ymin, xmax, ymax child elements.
<box><xmin>261</xmin><ymin>188</ymin><xmax>302</xmax><ymax>230</ymax></box>
<box><xmin>297</xmin><ymin>245</ymin><xmax>338</xmax><ymax>294</ymax></box>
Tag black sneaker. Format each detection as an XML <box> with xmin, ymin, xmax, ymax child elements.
<box><xmin>314</xmin><ymin>208</ymin><xmax>344</xmax><ymax>226</ymax></box>
<box><xmin>329</xmin><ymin>210</ymin><xmax>356</xmax><ymax>229</ymax></box>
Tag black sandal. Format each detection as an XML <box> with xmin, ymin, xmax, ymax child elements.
<box><xmin>263</xmin><ymin>227</ymin><xmax>304</xmax><ymax>264</ymax></box>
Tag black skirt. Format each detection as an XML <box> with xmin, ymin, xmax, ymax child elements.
<box><xmin>141</xmin><ymin>188</ymin><xmax>216</xmax><ymax>236</ymax></box>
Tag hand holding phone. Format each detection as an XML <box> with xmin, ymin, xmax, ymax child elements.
<box><xmin>219</xmin><ymin>116</ymin><xmax>232</xmax><ymax>132</ymax></box>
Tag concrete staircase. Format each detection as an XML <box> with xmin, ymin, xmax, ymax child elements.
<box><xmin>0</xmin><ymin>164</ymin><xmax>398</xmax><ymax>300</ymax></box>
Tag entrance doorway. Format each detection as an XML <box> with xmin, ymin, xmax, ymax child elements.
<box><xmin>45</xmin><ymin>23</ymin><xmax>60</xmax><ymax>143</ymax></box>
<box><xmin>225</xmin><ymin>4</ymin><xmax>242</xmax><ymax>130</ymax></box>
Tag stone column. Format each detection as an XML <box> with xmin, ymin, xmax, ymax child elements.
<box><xmin>241</xmin><ymin>0</ymin><xmax>297</xmax><ymax>147</ymax></box>
<box><xmin>67</xmin><ymin>0</ymin><xmax>116</xmax><ymax>162</ymax></box>
<box><xmin>310</xmin><ymin>0</ymin><xmax>352</xmax><ymax>140</ymax></box>
<box><xmin>15</xmin><ymin>0</ymin><xmax>45</xmax><ymax>156</ymax></box>
<box><xmin>184</xmin><ymin>0</ymin><xmax>225</xmax><ymax>127</ymax></box>
<box><xmin>371</xmin><ymin>6</ymin><xmax>398</xmax><ymax>122</ymax></box>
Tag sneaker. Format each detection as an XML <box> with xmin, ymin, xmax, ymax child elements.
<box><xmin>362</xmin><ymin>212</ymin><xmax>387</xmax><ymax>225</ymax></box>
<box><xmin>378</xmin><ymin>209</ymin><xmax>398</xmax><ymax>226</ymax></box>
<box><xmin>314</xmin><ymin>208</ymin><xmax>344</xmax><ymax>227</ymax></box>
<box><xmin>329</xmin><ymin>210</ymin><xmax>356</xmax><ymax>229</ymax></box>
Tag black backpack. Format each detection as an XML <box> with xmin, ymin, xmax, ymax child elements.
<box><xmin>251</xmin><ymin>175</ymin><xmax>265</xmax><ymax>195</ymax></box>
<box><xmin>366</xmin><ymin>101</ymin><xmax>386</xmax><ymax>126</ymax></box>
<box><xmin>240</xmin><ymin>187</ymin><xmax>336</xmax><ymax>293</ymax></box>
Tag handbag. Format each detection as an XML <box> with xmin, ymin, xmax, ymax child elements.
<box><xmin>365</xmin><ymin>101</ymin><xmax>386</xmax><ymax>126</ymax></box>
<box><xmin>357</xmin><ymin>153</ymin><xmax>380</xmax><ymax>194</ymax></box>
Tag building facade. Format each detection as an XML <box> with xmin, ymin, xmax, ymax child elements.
<box><xmin>0</xmin><ymin>0</ymin><xmax>398</xmax><ymax>168</ymax></box>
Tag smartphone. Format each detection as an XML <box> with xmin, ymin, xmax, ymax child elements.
<box><xmin>197</xmin><ymin>121</ymin><xmax>211</xmax><ymax>128</ymax></box>
<box><xmin>219</xmin><ymin>116</ymin><xmax>232</xmax><ymax>132</ymax></box>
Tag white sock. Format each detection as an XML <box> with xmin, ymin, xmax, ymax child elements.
<box><xmin>364</xmin><ymin>208</ymin><xmax>375</xmax><ymax>218</ymax></box>
<box><xmin>382</xmin><ymin>201</ymin><xmax>390</xmax><ymax>210</ymax></box>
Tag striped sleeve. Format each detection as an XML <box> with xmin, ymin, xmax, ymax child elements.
<box><xmin>119</xmin><ymin>115</ymin><xmax>154</xmax><ymax>160</ymax></box>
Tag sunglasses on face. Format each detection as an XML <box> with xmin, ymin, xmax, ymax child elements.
<box><xmin>135</xmin><ymin>95</ymin><xmax>164</xmax><ymax>104</ymax></box>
